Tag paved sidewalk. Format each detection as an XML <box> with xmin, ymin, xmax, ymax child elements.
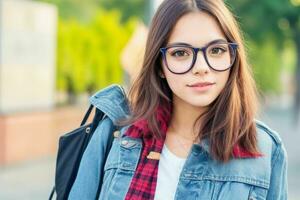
<box><xmin>0</xmin><ymin>156</ymin><xmax>55</xmax><ymax>200</ymax></box>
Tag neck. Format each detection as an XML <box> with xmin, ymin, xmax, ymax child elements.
<box><xmin>168</xmin><ymin>95</ymin><xmax>207</xmax><ymax>140</ymax></box>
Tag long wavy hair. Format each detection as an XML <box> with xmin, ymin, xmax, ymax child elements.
<box><xmin>117</xmin><ymin>0</ymin><xmax>260</xmax><ymax>162</ymax></box>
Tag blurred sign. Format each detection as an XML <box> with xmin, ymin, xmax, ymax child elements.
<box><xmin>0</xmin><ymin>0</ymin><xmax>57</xmax><ymax>113</ymax></box>
<box><xmin>121</xmin><ymin>22</ymin><xmax>148</xmax><ymax>83</ymax></box>
<box><xmin>121</xmin><ymin>0</ymin><xmax>163</xmax><ymax>83</ymax></box>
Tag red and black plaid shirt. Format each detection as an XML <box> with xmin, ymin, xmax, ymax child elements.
<box><xmin>124</xmin><ymin>101</ymin><xmax>261</xmax><ymax>200</ymax></box>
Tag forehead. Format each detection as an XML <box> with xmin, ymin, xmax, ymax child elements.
<box><xmin>167</xmin><ymin>11</ymin><xmax>226</xmax><ymax>46</ymax></box>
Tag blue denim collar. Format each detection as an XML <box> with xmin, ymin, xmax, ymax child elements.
<box><xmin>89</xmin><ymin>84</ymin><xmax>131</xmax><ymax>124</ymax></box>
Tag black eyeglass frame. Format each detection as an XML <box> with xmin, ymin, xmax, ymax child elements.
<box><xmin>159</xmin><ymin>41</ymin><xmax>238</xmax><ymax>74</ymax></box>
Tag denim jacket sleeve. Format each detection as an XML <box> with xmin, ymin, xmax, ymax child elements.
<box><xmin>267</xmin><ymin>141</ymin><xmax>288</xmax><ymax>200</ymax></box>
<box><xmin>68</xmin><ymin>84</ymin><xmax>129</xmax><ymax>200</ymax></box>
<box><xmin>68</xmin><ymin>117</ymin><xmax>115</xmax><ymax>200</ymax></box>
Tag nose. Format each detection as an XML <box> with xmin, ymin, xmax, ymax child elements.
<box><xmin>191</xmin><ymin>50</ymin><xmax>210</xmax><ymax>75</ymax></box>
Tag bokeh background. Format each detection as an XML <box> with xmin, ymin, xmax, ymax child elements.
<box><xmin>0</xmin><ymin>0</ymin><xmax>299</xmax><ymax>199</ymax></box>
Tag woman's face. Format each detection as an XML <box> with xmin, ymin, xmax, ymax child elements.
<box><xmin>161</xmin><ymin>11</ymin><xmax>231</xmax><ymax>109</ymax></box>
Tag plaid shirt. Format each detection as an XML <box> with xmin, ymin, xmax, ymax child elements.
<box><xmin>124</xmin><ymin>101</ymin><xmax>261</xmax><ymax>200</ymax></box>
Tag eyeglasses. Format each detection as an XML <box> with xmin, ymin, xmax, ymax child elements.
<box><xmin>160</xmin><ymin>40</ymin><xmax>238</xmax><ymax>74</ymax></box>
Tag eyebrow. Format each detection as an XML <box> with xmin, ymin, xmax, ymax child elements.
<box><xmin>166</xmin><ymin>38</ymin><xmax>228</xmax><ymax>47</ymax></box>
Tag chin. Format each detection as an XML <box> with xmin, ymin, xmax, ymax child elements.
<box><xmin>187</xmin><ymin>95</ymin><xmax>216</xmax><ymax>106</ymax></box>
<box><xmin>192</xmin><ymin>103</ymin><xmax>212</xmax><ymax>108</ymax></box>
<box><xmin>186</xmin><ymin>100</ymin><xmax>214</xmax><ymax>108</ymax></box>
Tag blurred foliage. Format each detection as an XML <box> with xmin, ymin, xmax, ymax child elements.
<box><xmin>35</xmin><ymin>0</ymin><xmax>146</xmax><ymax>23</ymax></box>
<box><xmin>282</xmin><ymin>40</ymin><xmax>297</xmax><ymax>73</ymax></box>
<box><xmin>35</xmin><ymin>0</ymin><xmax>99</xmax><ymax>22</ymax></box>
<box><xmin>35</xmin><ymin>0</ymin><xmax>140</xmax><ymax>99</ymax></box>
<box><xmin>56</xmin><ymin>10</ymin><xmax>137</xmax><ymax>96</ymax></box>
<box><xmin>227</xmin><ymin>0</ymin><xmax>300</xmax><ymax>95</ymax></box>
<box><xmin>100</xmin><ymin>0</ymin><xmax>148</xmax><ymax>23</ymax></box>
<box><xmin>248</xmin><ymin>38</ymin><xmax>282</xmax><ymax>93</ymax></box>
<box><xmin>227</xmin><ymin>0</ymin><xmax>300</xmax><ymax>45</ymax></box>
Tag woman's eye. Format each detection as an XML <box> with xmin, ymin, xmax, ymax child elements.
<box><xmin>210</xmin><ymin>47</ymin><xmax>227</xmax><ymax>55</ymax></box>
<box><xmin>171</xmin><ymin>50</ymin><xmax>189</xmax><ymax>57</ymax></box>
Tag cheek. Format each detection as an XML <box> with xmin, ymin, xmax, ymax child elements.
<box><xmin>215</xmin><ymin>70</ymin><xmax>230</xmax><ymax>93</ymax></box>
<box><xmin>162</xmin><ymin>65</ymin><xmax>185</xmax><ymax>91</ymax></box>
<box><xmin>164</xmin><ymin>71</ymin><xmax>182</xmax><ymax>89</ymax></box>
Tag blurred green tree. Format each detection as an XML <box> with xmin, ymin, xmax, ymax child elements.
<box><xmin>35</xmin><ymin>0</ymin><xmax>141</xmax><ymax>104</ymax></box>
<box><xmin>248</xmin><ymin>38</ymin><xmax>282</xmax><ymax>93</ymax></box>
<box><xmin>100</xmin><ymin>0</ymin><xmax>148</xmax><ymax>23</ymax></box>
<box><xmin>56</xmin><ymin>10</ymin><xmax>137</xmax><ymax>103</ymax></box>
<box><xmin>228</xmin><ymin>0</ymin><xmax>300</xmax><ymax>121</ymax></box>
<box><xmin>35</xmin><ymin>0</ymin><xmax>146</xmax><ymax>23</ymax></box>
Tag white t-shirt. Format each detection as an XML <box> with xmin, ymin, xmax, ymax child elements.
<box><xmin>154</xmin><ymin>144</ymin><xmax>187</xmax><ymax>200</ymax></box>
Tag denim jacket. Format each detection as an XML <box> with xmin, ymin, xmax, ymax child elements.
<box><xmin>68</xmin><ymin>84</ymin><xmax>288</xmax><ymax>200</ymax></box>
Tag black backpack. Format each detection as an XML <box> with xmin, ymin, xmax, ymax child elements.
<box><xmin>49</xmin><ymin>104</ymin><xmax>115</xmax><ymax>200</ymax></box>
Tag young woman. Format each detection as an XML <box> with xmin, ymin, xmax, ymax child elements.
<box><xmin>69</xmin><ymin>0</ymin><xmax>288</xmax><ymax>199</ymax></box>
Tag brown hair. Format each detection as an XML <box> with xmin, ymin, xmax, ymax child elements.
<box><xmin>117</xmin><ymin>0</ymin><xmax>260</xmax><ymax>162</ymax></box>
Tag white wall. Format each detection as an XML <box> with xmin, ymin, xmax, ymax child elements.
<box><xmin>0</xmin><ymin>0</ymin><xmax>57</xmax><ymax>113</ymax></box>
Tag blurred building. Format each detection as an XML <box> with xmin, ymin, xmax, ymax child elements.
<box><xmin>0</xmin><ymin>0</ymin><xmax>58</xmax><ymax>166</ymax></box>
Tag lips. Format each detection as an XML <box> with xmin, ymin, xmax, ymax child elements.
<box><xmin>187</xmin><ymin>82</ymin><xmax>215</xmax><ymax>87</ymax></box>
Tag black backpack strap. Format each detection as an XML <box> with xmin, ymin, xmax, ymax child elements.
<box><xmin>49</xmin><ymin>186</ymin><xmax>55</xmax><ymax>200</ymax></box>
<box><xmin>80</xmin><ymin>104</ymin><xmax>94</xmax><ymax>126</ymax></box>
<box><xmin>90</xmin><ymin>107</ymin><xmax>105</xmax><ymax>132</ymax></box>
